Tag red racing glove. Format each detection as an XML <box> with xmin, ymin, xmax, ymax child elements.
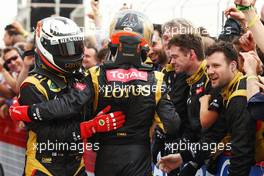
<box><xmin>8</xmin><ymin>98</ymin><xmax>31</xmax><ymax>122</ymax></box>
<box><xmin>80</xmin><ymin>105</ymin><xmax>126</xmax><ymax>139</ymax></box>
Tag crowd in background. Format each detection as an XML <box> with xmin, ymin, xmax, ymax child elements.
<box><xmin>0</xmin><ymin>0</ymin><xmax>264</xmax><ymax>175</ymax></box>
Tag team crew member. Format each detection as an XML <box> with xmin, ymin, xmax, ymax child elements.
<box><xmin>168</xmin><ymin>34</ymin><xmax>212</xmax><ymax>142</ymax></box>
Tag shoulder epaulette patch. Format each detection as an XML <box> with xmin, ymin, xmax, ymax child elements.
<box><xmin>47</xmin><ymin>79</ymin><xmax>61</xmax><ymax>93</ymax></box>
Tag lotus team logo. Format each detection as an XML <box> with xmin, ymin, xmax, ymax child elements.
<box><xmin>47</xmin><ymin>80</ymin><xmax>61</xmax><ymax>92</ymax></box>
<box><xmin>99</xmin><ymin>119</ymin><xmax>105</xmax><ymax>126</ymax></box>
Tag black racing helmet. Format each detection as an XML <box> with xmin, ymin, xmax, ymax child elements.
<box><xmin>107</xmin><ymin>10</ymin><xmax>154</xmax><ymax>67</ymax></box>
<box><xmin>35</xmin><ymin>16</ymin><xmax>84</xmax><ymax>74</ymax></box>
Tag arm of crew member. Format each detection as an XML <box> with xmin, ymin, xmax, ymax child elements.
<box><xmin>27</xmin><ymin>77</ymin><xmax>94</xmax><ymax>121</ymax></box>
<box><xmin>28</xmin><ymin>86</ymin><xmax>92</xmax><ymax>121</ymax></box>
<box><xmin>227</xmin><ymin>96</ymin><xmax>256</xmax><ymax>176</ymax></box>
<box><xmin>243</xmin><ymin>9</ymin><xmax>264</xmax><ymax>53</ymax></box>
<box><xmin>19</xmin><ymin>84</ymin><xmax>84</xmax><ymax>142</ymax></box>
<box><xmin>199</xmin><ymin>95</ymin><xmax>219</xmax><ymax>129</ymax></box>
<box><xmin>156</xmin><ymin>90</ymin><xmax>181</xmax><ymax>135</ymax></box>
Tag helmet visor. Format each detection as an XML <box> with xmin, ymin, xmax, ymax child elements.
<box><xmin>42</xmin><ymin>37</ymin><xmax>84</xmax><ymax>57</ymax></box>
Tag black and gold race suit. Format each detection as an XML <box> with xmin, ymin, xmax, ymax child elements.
<box><xmin>181</xmin><ymin>72</ymin><xmax>256</xmax><ymax>176</ymax></box>
<box><xmin>183</xmin><ymin>60</ymin><xmax>211</xmax><ymax>142</ymax></box>
<box><xmin>151</xmin><ymin>64</ymin><xmax>190</xmax><ymax>176</ymax></box>
<box><xmin>220</xmin><ymin>72</ymin><xmax>255</xmax><ymax>175</ymax></box>
<box><xmin>152</xmin><ymin>61</ymin><xmax>210</xmax><ymax>165</ymax></box>
<box><xmin>154</xmin><ymin>61</ymin><xmax>211</xmax><ymax>176</ymax></box>
<box><xmin>25</xmin><ymin>64</ymin><xmax>181</xmax><ymax>176</ymax></box>
<box><xmin>162</xmin><ymin>64</ymin><xmax>189</xmax><ymax>138</ymax></box>
<box><xmin>18</xmin><ymin>68</ymin><xmax>88</xmax><ymax>176</ymax></box>
<box><xmin>151</xmin><ymin>64</ymin><xmax>189</xmax><ymax>155</ymax></box>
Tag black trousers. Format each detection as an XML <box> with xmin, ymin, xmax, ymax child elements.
<box><xmin>95</xmin><ymin>145</ymin><xmax>152</xmax><ymax>176</ymax></box>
